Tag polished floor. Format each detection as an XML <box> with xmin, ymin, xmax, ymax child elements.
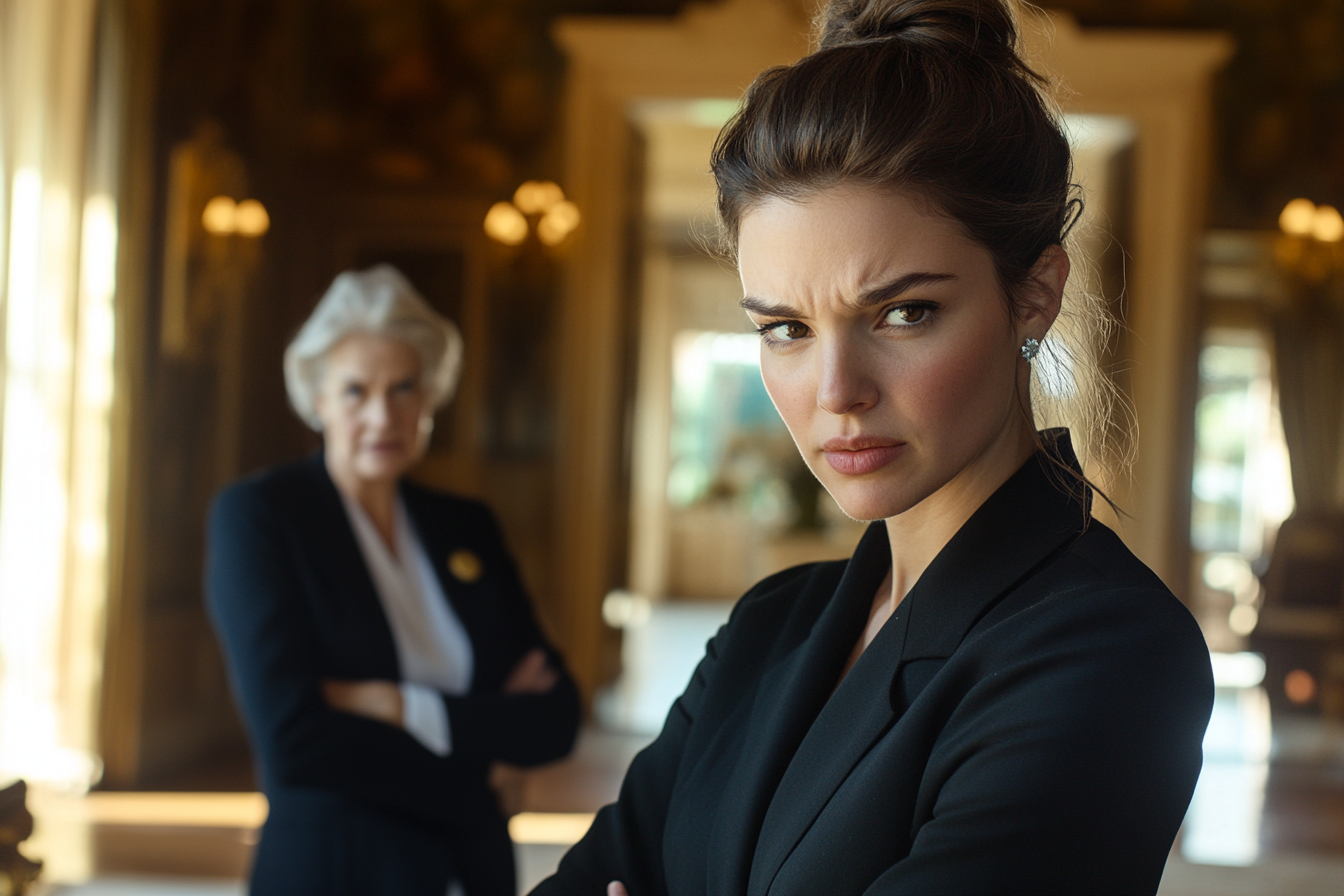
<box><xmin>24</xmin><ymin>706</ymin><xmax>1344</xmax><ymax>896</ymax></box>
<box><xmin>26</xmin><ymin>729</ymin><xmax>645</xmax><ymax>894</ymax></box>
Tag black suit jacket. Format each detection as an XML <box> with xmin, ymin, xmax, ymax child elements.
<box><xmin>535</xmin><ymin>435</ymin><xmax>1212</xmax><ymax>896</ymax></box>
<box><xmin>206</xmin><ymin>455</ymin><xmax>580</xmax><ymax>896</ymax></box>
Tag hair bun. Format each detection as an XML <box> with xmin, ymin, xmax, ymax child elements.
<box><xmin>817</xmin><ymin>0</ymin><xmax>1020</xmax><ymax>57</ymax></box>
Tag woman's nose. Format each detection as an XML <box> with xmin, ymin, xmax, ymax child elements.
<box><xmin>363</xmin><ymin>393</ymin><xmax>392</xmax><ymax>427</ymax></box>
<box><xmin>816</xmin><ymin>342</ymin><xmax>879</xmax><ymax>416</ymax></box>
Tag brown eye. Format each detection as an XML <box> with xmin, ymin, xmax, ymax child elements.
<box><xmin>765</xmin><ymin>321</ymin><xmax>810</xmax><ymax>342</ymax></box>
<box><xmin>887</xmin><ymin>305</ymin><xmax>927</xmax><ymax>326</ymax></box>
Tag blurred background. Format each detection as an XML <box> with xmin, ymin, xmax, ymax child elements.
<box><xmin>1</xmin><ymin>0</ymin><xmax>1344</xmax><ymax>893</ymax></box>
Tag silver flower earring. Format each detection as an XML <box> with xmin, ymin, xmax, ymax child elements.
<box><xmin>1020</xmin><ymin>338</ymin><xmax>1041</xmax><ymax>362</ymax></box>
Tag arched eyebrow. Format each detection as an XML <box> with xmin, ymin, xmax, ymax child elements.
<box><xmin>740</xmin><ymin>271</ymin><xmax>957</xmax><ymax>317</ymax></box>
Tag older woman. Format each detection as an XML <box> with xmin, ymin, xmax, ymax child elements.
<box><xmin>207</xmin><ymin>265</ymin><xmax>579</xmax><ymax>896</ymax></box>
<box><xmin>536</xmin><ymin>2</ymin><xmax>1212</xmax><ymax>895</ymax></box>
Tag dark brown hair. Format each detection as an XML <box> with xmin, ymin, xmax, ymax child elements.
<box><xmin>711</xmin><ymin>0</ymin><xmax>1079</xmax><ymax>315</ymax></box>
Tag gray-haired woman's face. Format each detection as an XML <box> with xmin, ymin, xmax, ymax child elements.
<box><xmin>314</xmin><ymin>333</ymin><xmax>430</xmax><ymax>487</ymax></box>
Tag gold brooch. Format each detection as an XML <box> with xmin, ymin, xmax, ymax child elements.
<box><xmin>447</xmin><ymin>549</ymin><xmax>483</xmax><ymax>583</ymax></box>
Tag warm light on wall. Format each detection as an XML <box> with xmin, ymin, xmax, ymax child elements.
<box><xmin>234</xmin><ymin>199</ymin><xmax>270</xmax><ymax>236</ymax></box>
<box><xmin>1278</xmin><ymin>197</ymin><xmax>1343</xmax><ymax>243</ymax></box>
<box><xmin>1274</xmin><ymin>197</ymin><xmax>1344</xmax><ymax>285</ymax></box>
<box><xmin>538</xmin><ymin>200</ymin><xmax>581</xmax><ymax>247</ymax></box>
<box><xmin>201</xmin><ymin>195</ymin><xmax>270</xmax><ymax>236</ymax></box>
<box><xmin>484</xmin><ymin>201</ymin><xmax>529</xmax><ymax>246</ymax></box>
<box><xmin>1313</xmin><ymin>206</ymin><xmax>1344</xmax><ymax>242</ymax></box>
<box><xmin>1278</xmin><ymin>198</ymin><xmax>1315</xmax><ymax>236</ymax></box>
<box><xmin>513</xmin><ymin>180</ymin><xmax>565</xmax><ymax>216</ymax></box>
<box><xmin>484</xmin><ymin>181</ymin><xmax>581</xmax><ymax>247</ymax></box>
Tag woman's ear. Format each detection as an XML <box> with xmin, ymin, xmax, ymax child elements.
<box><xmin>1018</xmin><ymin>244</ymin><xmax>1069</xmax><ymax>334</ymax></box>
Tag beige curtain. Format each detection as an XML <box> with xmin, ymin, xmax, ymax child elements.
<box><xmin>1272</xmin><ymin>289</ymin><xmax>1344</xmax><ymax>516</ymax></box>
<box><xmin>0</xmin><ymin>0</ymin><xmax>120</xmax><ymax>790</ymax></box>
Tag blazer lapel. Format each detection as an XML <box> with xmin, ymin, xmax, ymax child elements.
<box><xmin>399</xmin><ymin>484</ymin><xmax>489</xmax><ymax>640</ymax></box>
<box><xmin>746</xmin><ymin>431</ymin><xmax>1091</xmax><ymax>894</ymax></box>
<box><xmin>748</xmin><ymin>596</ymin><xmax>908</xmax><ymax>896</ymax></box>
<box><xmin>704</xmin><ymin>523</ymin><xmax>891</xmax><ymax>896</ymax></box>
<box><xmin>899</xmin><ymin>430</ymin><xmax>1091</xmax><ymax>664</ymax></box>
<box><xmin>294</xmin><ymin>454</ymin><xmax>401</xmax><ymax>675</ymax></box>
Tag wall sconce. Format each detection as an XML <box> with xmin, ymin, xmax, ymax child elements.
<box><xmin>201</xmin><ymin>195</ymin><xmax>270</xmax><ymax>237</ymax></box>
<box><xmin>484</xmin><ymin>201</ymin><xmax>528</xmax><ymax>246</ymax></box>
<box><xmin>1275</xmin><ymin>197</ymin><xmax>1344</xmax><ymax>286</ymax></box>
<box><xmin>1279</xmin><ymin>197</ymin><xmax>1344</xmax><ymax>242</ymax></box>
<box><xmin>484</xmin><ymin>180</ymin><xmax>580</xmax><ymax>247</ymax></box>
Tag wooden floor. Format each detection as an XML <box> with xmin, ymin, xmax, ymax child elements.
<box><xmin>22</xmin><ymin>717</ymin><xmax>1344</xmax><ymax>896</ymax></box>
<box><xmin>1248</xmin><ymin>715</ymin><xmax>1344</xmax><ymax>858</ymax></box>
<box><xmin>1160</xmin><ymin>711</ymin><xmax>1344</xmax><ymax>896</ymax></box>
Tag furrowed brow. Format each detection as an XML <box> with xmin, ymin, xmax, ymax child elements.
<box><xmin>856</xmin><ymin>272</ymin><xmax>956</xmax><ymax>307</ymax></box>
<box><xmin>739</xmin><ymin>296</ymin><xmax>801</xmax><ymax>318</ymax></box>
<box><xmin>740</xmin><ymin>272</ymin><xmax>956</xmax><ymax>318</ymax></box>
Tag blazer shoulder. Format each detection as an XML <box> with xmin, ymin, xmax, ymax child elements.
<box><xmin>744</xmin><ymin>559</ymin><xmax>846</xmax><ymax>604</ymax></box>
<box><xmin>400</xmin><ymin>481</ymin><xmax>503</xmax><ymax>546</ymax></box>
<box><xmin>210</xmin><ymin>456</ymin><xmax>322</xmax><ymax>523</ymax></box>
<box><xmin>983</xmin><ymin>539</ymin><xmax>1210</xmax><ymax>690</ymax></box>
<box><xmin>1037</xmin><ymin>577</ymin><xmax>1204</xmax><ymax>650</ymax></box>
<box><xmin>401</xmin><ymin>479</ymin><xmax>494</xmax><ymax>520</ymax></box>
<box><xmin>979</xmin><ymin>521</ymin><xmax>1208</xmax><ymax>673</ymax></box>
<box><xmin>723</xmin><ymin>559</ymin><xmax>851</xmax><ymax>637</ymax></box>
<box><xmin>1065</xmin><ymin>520</ymin><xmax>1171</xmax><ymax>594</ymax></box>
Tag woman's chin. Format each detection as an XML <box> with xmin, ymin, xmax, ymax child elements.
<box><xmin>827</xmin><ymin>482</ymin><xmax>921</xmax><ymax>524</ymax></box>
<box><xmin>352</xmin><ymin>455</ymin><xmax>413</xmax><ymax>484</ymax></box>
<box><xmin>828</xmin><ymin>495</ymin><xmax>892</xmax><ymax>525</ymax></box>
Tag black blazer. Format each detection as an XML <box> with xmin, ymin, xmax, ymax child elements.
<box><xmin>206</xmin><ymin>455</ymin><xmax>580</xmax><ymax>896</ymax></box>
<box><xmin>535</xmin><ymin>435</ymin><xmax>1213</xmax><ymax>896</ymax></box>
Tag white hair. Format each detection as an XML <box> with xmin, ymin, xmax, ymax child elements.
<box><xmin>284</xmin><ymin>264</ymin><xmax>464</xmax><ymax>430</ymax></box>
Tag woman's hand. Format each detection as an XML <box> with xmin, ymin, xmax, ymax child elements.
<box><xmin>321</xmin><ymin>678</ymin><xmax>404</xmax><ymax>727</ymax></box>
<box><xmin>607</xmin><ymin>882</ymin><xmax>629</xmax><ymax>896</ymax></box>
<box><xmin>502</xmin><ymin>648</ymin><xmax>559</xmax><ymax>695</ymax></box>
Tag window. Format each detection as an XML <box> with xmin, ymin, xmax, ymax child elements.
<box><xmin>1191</xmin><ymin>328</ymin><xmax>1294</xmax><ymax>639</ymax></box>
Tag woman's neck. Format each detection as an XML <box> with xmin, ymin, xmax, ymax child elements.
<box><xmin>327</xmin><ymin>458</ymin><xmax>400</xmax><ymax>553</ymax></box>
<box><xmin>882</xmin><ymin>421</ymin><xmax>1039</xmax><ymax>609</ymax></box>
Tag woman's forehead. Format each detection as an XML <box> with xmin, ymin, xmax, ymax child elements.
<box><xmin>737</xmin><ymin>189</ymin><xmax>992</xmax><ymax>308</ymax></box>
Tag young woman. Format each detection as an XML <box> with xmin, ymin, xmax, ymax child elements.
<box><xmin>207</xmin><ymin>266</ymin><xmax>579</xmax><ymax>896</ymax></box>
<box><xmin>533</xmin><ymin>2</ymin><xmax>1213</xmax><ymax>894</ymax></box>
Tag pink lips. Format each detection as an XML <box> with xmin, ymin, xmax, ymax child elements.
<box><xmin>821</xmin><ymin>438</ymin><xmax>906</xmax><ymax>476</ymax></box>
